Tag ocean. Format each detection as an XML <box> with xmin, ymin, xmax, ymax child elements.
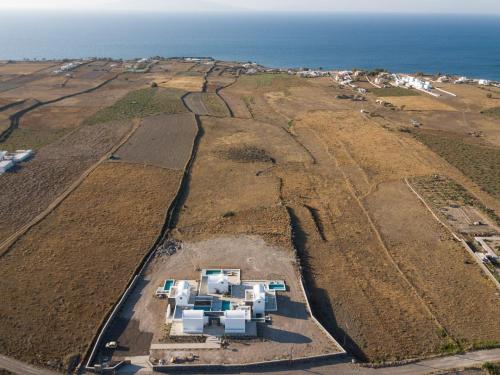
<box><xmin>1</xmin><ymin>12</ymin><xmax>499</xmax><ymax>80</ymax></box>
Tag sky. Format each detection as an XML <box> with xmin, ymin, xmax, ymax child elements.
<box><xmin>1</xmin><ymin>0</ymin><xmax>500</xmax><ymax>14</ymax></box>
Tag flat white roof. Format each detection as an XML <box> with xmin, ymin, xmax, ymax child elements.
<box><xmin>182</xmin><ymin>309</ymin><xmax>204</xmax><ymax>318</ymax></box>
<box><xmin>225</xmin><ymin>310</ymin><xmax>246</xmax><ymax>318</ymax></box>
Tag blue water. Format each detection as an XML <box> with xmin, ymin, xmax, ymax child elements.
<box><xmin>221</xmin><ymin>300</ymin><xmax>231</xmax><ymax>311</ymax></box>
<box><xmin>1</xmin><ymin>12</ymin><xmax>499</xmax><ymax>79</ymax></box>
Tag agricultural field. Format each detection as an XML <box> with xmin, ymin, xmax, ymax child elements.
<box><xmin>0</xmin><ymin>119</ymin><xmax>133</xmax><ymax>243</ymax></box>
<box><xmin>414</xmin><ymin>130</ymin><xmax>500</xmax><ymax>199</ymax></box>
<box><xmin>113</xmin><ymin>113</ymin><xmax>198</xmax><ymax>169</ymax></box>
<box><xmin>0</xmin><ymin>162</ymin><xmax>183</xmax><ymax>371</ymax></box>
<box><xmin>1</xmin><ymin>60</ymin><xmax>500</xmax><ymax>372</ymax></box>
<box><xmin>83</xmin><ymin>87</ymin><xmax>187</xmax><ymax>126</ymax></box>
<box><xmin>371</xmin><ymin>87</ymin><xmax>421</xmax><ymax>96</ymax></box>
<box><xmin>183</xmin><ymin>92</ymin><xmax>230</xmax><ymax>117</ymax></box>
<box><xmin>160</xmin><ymin>74</ymin><xmax>204</xmax><ymax>91</ymax></box>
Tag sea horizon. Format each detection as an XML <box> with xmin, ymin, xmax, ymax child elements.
<box><xmin>1</xmin><ymin>12</ymin><xmax>499</xmax><ymax>80</ymax></box>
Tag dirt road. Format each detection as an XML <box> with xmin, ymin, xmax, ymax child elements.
<box><xmin>0</xmin><ymin>354</ymin><xmax>59</xmax><ymax>375</ymax></box>
<box><xmin>111</xmin><ymin>348</ymin><xmax>500</xmax><ymax>374</ymax></box>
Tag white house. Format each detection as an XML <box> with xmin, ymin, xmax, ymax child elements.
<box><xmin>223</xmin><ymin>310</ymin><xmax>246</xmax><ymax>333</ymax></box>
<box><xmin>252</xmin><ymin>283</ymin><xmax>266</xmax><ymax>317</ymax></box>
<box><xmin>175</xmin><ymin>281</ymin><xmax>191</xmax><ymax>306</ymax></box>
<box><xmin>13</xmin><ymin>150</ymin><xmax>33</xmax><ymax>163</ymax></box>
<box><xmin>478</xmin><ymin>79</ymin><xmax>491</xmax><ymax>86</ymax></box>
<box><xmin>0</xmin><ymin>160</ymin><xmax>14</xmax><ymax>174</ymax></box>
<box><xmin>182</xmin><ymin>309</ymin><xmax>205</xmax><ymax>333</ymax></box>
<box><xmin>207</xmin><ymin>274</ymin><xmax>229</xmax><ymax>295</ymax></box>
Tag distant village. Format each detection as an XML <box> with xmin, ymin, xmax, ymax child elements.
<box><xmin>239</xmin><ymin>61</ymin><xmax>500</xmax><ymax>94</ymax></box>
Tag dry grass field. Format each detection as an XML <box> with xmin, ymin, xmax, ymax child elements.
<box><xmin>380</xmin><ymin>95</ymin><xmax>457</xmax><ymax>111</ymax></box>
<box><xmin>0</xmin><ymin>162</ymin><xmax>182</xmax><ymax>371</ymax></box>
<box><xmin>160</xmin><ymin>75</ymin><xmax>204</xmax><ymax>92</ymax></box>
<box><xmin>1</xmin><ymin>62</ymin><xmax>500</xmax><ymax>370</ymax></box>
<box><xmin>0</xmin><ymin>120</ymin><xmax>133</xmax><ymax>243</ymax></box>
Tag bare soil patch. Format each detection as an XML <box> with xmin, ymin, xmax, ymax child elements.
<box><xmin>103</xmin><ymin>236</ymin><xmax>341</xmax><ymax>365</ymax></box>
<box><xmin>113</xmin><ymin>113</ymin><xmax>197</xmax><ymax>170</ymax></box>
<box><xmin>0</xmin><ymin>62</ymin><xmax>56</xmax><ymax>75</ymax></box>
<box><xmin>0</xmin><ymin>162</ymin><xmax>182</xmax><ymax>371</ymax></box>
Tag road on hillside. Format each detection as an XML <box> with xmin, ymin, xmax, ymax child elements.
<box><xmin>112</xmin><ymin>348</ymin><xmax>500</xmax><ymax>375</ymax></box>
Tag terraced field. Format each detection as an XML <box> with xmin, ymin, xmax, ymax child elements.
<box><xmin>1</xmin><ymin>60</ymin><xmax>499</xmax><ymax>372</ymax></box>
<box><xmin>0</xmin><ymin>162</ymin><xmax>183</xmax><ymax>371</ymax></box>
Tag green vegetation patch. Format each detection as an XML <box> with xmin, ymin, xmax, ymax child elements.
<box><xmin>411</xmin><ymin>175</ymin><xmax>500</xmax><ymax>226</ymax></box>
<box><xmin>83</xmin><ymin>87</ymin><xmax>186</xmax><ymax>125</ymax></box>
<box><xmin>237</xmin><ymin>73</ymin><xmax>304</xmax><ymax>91</ymax></box>
<box><xmin>217</xmin><ymin>145</ymin><xmax>274</xmax><ymax>163</ymax></box>
<box><xmin>414</xmin><ymin>130</ymin><xmax>500</xmax><ymax>200</ymax></box>
<box><xmin>372</xmin><ymin>87</ymin><xmax>420</xmax><ymax>97</ymax></box>
<box><xmin>201</xmin><ymin>93</ymin><xmax>229</xmax><ymax>117</ymax></box>
<box><xmin>1</xmin><ymin>128</ymin><xmax>69</xmax><ymax>152</ymax></box>
<box><xmin>482</xmin><ymin>106</ymin><xmax>500</xmax><ymax>119</ymax></box>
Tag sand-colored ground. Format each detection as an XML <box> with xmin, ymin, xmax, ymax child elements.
<box><xmin>0</xmin><ymin>162</ymin><xmax>182</xmax><ymax>371</ymax></box>
<box><xmin>0</xmin><ymin>62</ymin><xmax>57</xmax><ymax>75</ymax></box>
<box><xmin>1</xmin><ymin>62</ymin><xmax>499</xmax><ymax>370</ymax></box>
<box><xmin>102</xmin><ymin>236</ymin><xmax>341</xmax><ymax>365</ymax></box>
<box><xmin>381</xmin><ymin>95</ymin><xmax>457</xmax><ymax>111</ymax></box>
<box><xmin>365</xmin><ymin>181</ymin><xmax>500</xmax><ymax>345</ymax></box>
<box><xmin>435</xmin><ymin>83</ymin><xmax>500</xmax><ymax>112</ymax></box>
<box><xmin>160</xmin><ymin>76</ymin><xmax>204</xmax><ymax>92</ymax></box>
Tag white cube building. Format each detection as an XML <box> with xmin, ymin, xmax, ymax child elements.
<box><xmin>252</xmin><ymin>283</ymin><xmax>266</xmax><ymax>317</ymax></box>
<box><xmin>223</xmin><ymin>310</ymin><xmax>246</xmax><ymax>333</ymax></box>
<box><xmin>182</xmin><ymin>309</ymin><xmax>205</xmax><ymax>333</ymax></box>
<box><xmin>175</xmin><ymin>281</ymin><xmax>191</xmax><ymax>306</ymax></box>
<box><xmin>207</xmin><ymin>274</ymin><xmax>229</xmax><ymax>294</ymax></box>
<box><xmin>0</xmin><ymin>160</ymin><xmax>14</xmax><ymax>174</ymax></box>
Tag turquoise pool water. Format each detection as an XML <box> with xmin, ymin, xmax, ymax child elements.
<box><xmin>206</xmin><ymin>269</ymin><xmax>222</xmax><ymax>275</ymax></box>
<box><xmin>221</xmin><ymin>300</ymin><xmax>231</xmax><ymax>311</ymax></box>
<box><xmin>268</xmin><ymin>282</ymin><xmax>286</xmax><ymax>291</ymax></box>
<box><xmin>163</xmin><ymin>279</ymin><xmax>174</xmax><ymax>291</ymax></box>
<box><xmin>194</xmin><ymin>305</ymin><xmax>211</xmax><ymax>312</ymax></box>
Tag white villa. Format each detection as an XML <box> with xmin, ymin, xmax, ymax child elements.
<box><xmin>157</xmin><ymin>269</ymin><xmax>286</xmax><ymax>337</ymax></box>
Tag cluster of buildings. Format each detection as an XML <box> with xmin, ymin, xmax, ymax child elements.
<box><xmin>126</xmin><ymin>58</ymin><xmax>153</xmax><ymax>72</ymax></box>
<box><xmin>54</xmin><ymin>61</ymin><xmax>83</xmax><ymax>74</ymax></box>
<box><xmin>158</xmin><ymin>269</ymin><xmax>285</xmax><ymax>336</ymax></box>
<box><xmin>392</xmin><ymin>74</ymin><xmax>434</xmax><ymax>91</ymax></box>
<box><xmin>0</xmin><ymin>149</ymin><xmax>33</xmax><ymax>174</ymax></box>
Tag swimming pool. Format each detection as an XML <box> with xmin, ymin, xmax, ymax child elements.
<box><xmin>194</xmin><ymin>305</ymin><xmax>212</xmax><ymax>312</ymax></box>
<box><xmin>205</xmin><ymin>269</ymin><xmax>222</xmax><ymax>275</ymax></box>
<box><xmin>221</xmin><ymin>300</ymin><xmax>231</xmax><ymax>311</ymax></box>
<box><xmin>163</xmin><ymin>279</ymin><xmax>175</xmax><ymax>292</ymax></box>
<box><xmin>268</xmin><ymin>281</ymin><xmax>286</xmax><ymax>291</ymax></box>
